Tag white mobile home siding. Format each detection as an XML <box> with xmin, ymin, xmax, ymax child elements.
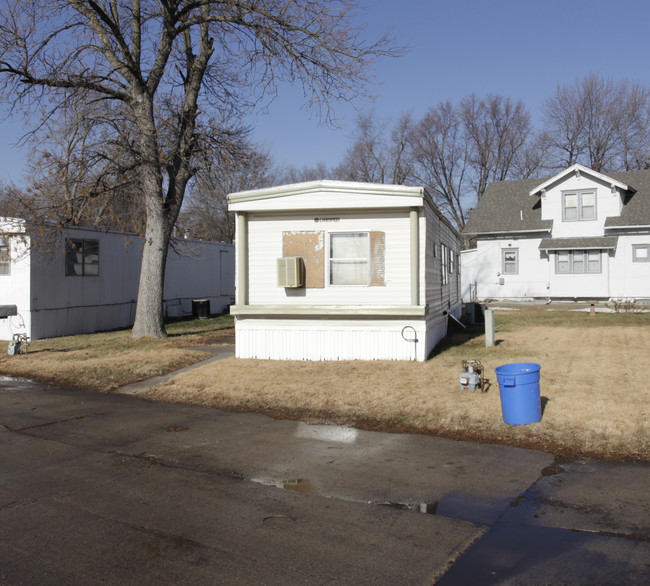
<box><xmin>0</xmin><ymin>220</ymin><xmax>32</xmax><ymax>339</ymax></box>
<box><xmin>0</xmin><ymin>224</ymin><xmax>235</xmax><ymax>341</ymax></box>
<box><xmin>246</xmin><ymin>211</ymin><xmax>411</xmax><ymax>306</ymax></box>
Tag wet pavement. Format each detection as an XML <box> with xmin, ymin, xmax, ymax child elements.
<box><xmin>0</xmin><ymin>375</ymin><xmax>648</xmax><ymax>584</ymax></box>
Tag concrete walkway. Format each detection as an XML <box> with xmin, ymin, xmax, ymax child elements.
<box><xmin>116</xmin><ymin>344</ymin><xmax>236</xmax><ymax>395</ymax></box>
<box><xmin>1</xmin><ymin>374</ymin><xmax>648</xmax><ymax>584</ymax></box>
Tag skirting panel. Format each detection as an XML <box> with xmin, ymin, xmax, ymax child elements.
<box><xmin>235</xmin><ymin>315</ymin><xmax>449</xmax><ymax>362</ymax></box>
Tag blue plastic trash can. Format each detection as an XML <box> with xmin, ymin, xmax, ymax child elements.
<box><xmin>495</xmin><ymin>363</ymin><xmax>542</xmax><ymax>425</ymax></box>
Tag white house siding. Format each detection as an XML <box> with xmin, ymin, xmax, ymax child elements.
<box><xmin>461</xmin><ymin>238</ymin><xmax>549</xmax><ymax>302</ymax></box>
<box><xmin>609</xmin><ymin>234</ymin><xmax>650</xmax><ymax>299</ymax></box>
<box><xmin>246</xmin><ymin>211</ymin><xmax>412</xmax><ymax>306</ymax></box>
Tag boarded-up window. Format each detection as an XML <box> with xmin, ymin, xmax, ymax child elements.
<box><xmin>282</xmin><ymin>231</ymin><xmax>325</xmax><ymax>288</ymax></box>
<box><xmin>369</xmin><ymin>231</ymin><xmax>385</xmax><ymax>286</ymax></box>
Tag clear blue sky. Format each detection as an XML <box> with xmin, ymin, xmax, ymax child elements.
<box><xmin>1</xmin><ymin>0</ymin><xmax>649</xmax><ymax>184</ymax></box>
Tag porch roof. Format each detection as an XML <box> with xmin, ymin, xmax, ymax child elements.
<box><xmin>538</xmin><ymin>236</ymin><xmax>619</xmax><ymax>251</ymax></box>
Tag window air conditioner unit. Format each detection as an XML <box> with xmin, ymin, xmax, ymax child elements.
<box><xmin>277</xmin><ymin>257</ymin><xmax>304</xmax><ymax>288</ymax></box>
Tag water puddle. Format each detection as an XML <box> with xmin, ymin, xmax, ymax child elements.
<box><xmin>435</xmin><ymin>523</ymin><xmax>606</xmax><ymax>585</ymax></box>
<box><xmin>375</xmin><ymin>493</ymin><xmax>510</xmax><ymax>526</ymax></box>
<box><xmin>282</xmin><ymin>478</ymin><xmax>319</xmax><ymax>494</ymax></box>
<box><xmin>251</xmin><ymin>476</ymin><xmax>323</xmax><ymax>497</ymax></box>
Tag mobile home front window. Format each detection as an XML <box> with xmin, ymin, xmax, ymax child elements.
<box><xmin>329</xmin><ymin>232</ymin><xmax>369</xmax><ymax>286</ymax></box>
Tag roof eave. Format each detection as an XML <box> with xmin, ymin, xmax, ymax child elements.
<box><xmin>463</xmin><ymin>228</ymin><xmax>551</xmax><ymax>236</ymax></box>
<box><xmin>227</xmin><ymin>180</ymin><xmax>426</xmax><ymax>205</ymax></box>
<box><xmin>528</xmin><ymin>163</ymin><xmax>629</xmax><ymax>196</ymax></box>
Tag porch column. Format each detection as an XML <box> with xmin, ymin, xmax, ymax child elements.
<box><xmin>410</xmin><ymin>208</ymin><xmax>419</xmax><ymax>306</ymax></box>
<box><xmin>236</xmin><ymin>212</ymin><xmax>248</xmax><ymax>306</ymax></box>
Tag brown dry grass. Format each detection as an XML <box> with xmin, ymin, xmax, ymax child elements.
<box><xmin>0</xmin><ymin>315</ymin><xmax>234</xmax><ymax>391</ymax></box>
<box><xmin>2</xmin><ymin>308</ymin><xmax>648</xmax><ymax>461</ymax></box>
<box><xmin>142</xmin><ymin>311</ymin><xmax>650</xmax><ymax>462</ymax></box>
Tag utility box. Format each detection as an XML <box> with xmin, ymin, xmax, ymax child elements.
<box><xmin>0</xmin><ymin>305</ymin><xmax>17</xmax><ymax>319</ymax></box>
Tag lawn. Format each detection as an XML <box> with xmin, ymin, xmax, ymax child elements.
<box><xmin>141</xmin><ymin>307</ymin><xmax>650</xmax><ymax>462</ymax></box>
<box><xmin>0</xmin><ymin>315</ymin><xmax>234</xmax><ymax>391</ymax></box>
<box><xmin>1</xmin><ymin>308</ymin><xmax>648</xmax><ymax>462</ymax></box>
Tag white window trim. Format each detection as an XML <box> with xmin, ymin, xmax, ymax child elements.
<box><xmin>555</xmin><ymin>249</ymin><xmax>601</xmax><ymax>274</ymax></box>
<box><xmin>632</xmin><ymin>244</ymin><xmax>650</xmax><ymax>262</ymax></box>
<box><xmin>502</xmin><ymin>248</ymin><xmax>519</xmax><ymax>275</ymax></box>
<box><xmin>562</xmin><ymin>189</ymin><xmax>597</xmax><ymax>222</ymax></box>
<box><xmin>328</xmin><ymin>231</ymin><xmax>370</xmax><ymax>287</ymax></box>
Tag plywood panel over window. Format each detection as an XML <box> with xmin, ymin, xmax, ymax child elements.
<box><xmin>283</xmin><ymin>231</ymin><xmax>325</xmax><ymax>288</ymax></box>
<box><xmin>369</xmin><ymin>231</ymin><xmax>385</xmax><ymax>286</ymax></box>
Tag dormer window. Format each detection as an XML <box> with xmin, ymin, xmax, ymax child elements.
<box><xmin>563</xmin><ymin>189</ymin><xmax>596</xmax><ymax>221</ymax></box>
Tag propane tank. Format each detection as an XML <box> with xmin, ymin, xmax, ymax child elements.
<box><xmin>459</xmin><ymin>360</ymin><xmax>482</xmax><ymax>391</ymax></box>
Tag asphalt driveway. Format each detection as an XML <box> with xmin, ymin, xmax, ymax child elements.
<box><xmin>0</xmin><ymin>376</ymin><xmax>648</xmax><ymax>584</ymax></box>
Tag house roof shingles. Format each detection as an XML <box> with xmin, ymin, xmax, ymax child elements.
<box><xmin>462</xmin><ymin>169</ymin><xmax>650</xmax><ymax>235</ymax></box>
<box><xmin>538</xmin><ymin>236</ymin><xmax>619</xmax><ymax>250</ymax></box>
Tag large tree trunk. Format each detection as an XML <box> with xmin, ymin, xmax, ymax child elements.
<box><xmin>131</xmin><ymin>204</ymin><xmax>171</xmax><ymax>338</ymax></box>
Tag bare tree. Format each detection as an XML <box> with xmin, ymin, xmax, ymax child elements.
<box><xmin>0</xmin><ymin>0</ymin><xmax>396</xmax><ymax>338</ymax></box>
<box><xmin>542</xmin><ymin>74</ymin><xmax>650</xmax><ymax>172</ymax></box>
<box><xmin>408</xmin><ymin>95</ymin><xmax>534</xmax><ymax>230</ymax></box>
<box><xmin>279</xmin><ymin>162</ymin><xmax>335</xmax><ymax>184</ymax></box>
<box><xmin>179</xmin><ymin>135</ymin><xmax>275</xmax><ymax>242</ymax></box>
<box><xmin>19</xmin><ymin>102</ymin><xmax>146</xmax><ymax>232</ymax></box>
<box><xmin>460</xmin><ymin>94</ymin><xmax>532</xmax><ymax>199</ymax></box>
<box><xmin>335</xmin><ymin>111</ymin><xmax>414</xmax><ymax>184</ymax></box>
<box><xmin>409</xmin><ymin>101</ymin><xmax>470</xmax><ymax>229</ymax></box>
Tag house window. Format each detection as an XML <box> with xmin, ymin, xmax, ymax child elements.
<box><xmin>555</xmin><ymin>250</ymin><xmax>601</xmax><ymax>274</ymax></box>
<box><xmin>0</xmin><ymin>238</ymin><xmax>9</xmax><ymax>276</ymax></box>
<box><xmin>65</xmin><ymin>239</ymin><xmax>99</xmax><ymax>276</ymax></box>
<box><xmin>329</xmin><ymin>232</ymin><xmax>369</xmax><ymax>286</ymax></box>
<box><xmin>502</xmin><ymin>248</ymin><xmax>519</xmax><ymax>275</ymax></box>
<box><xmin>563</xmin><ymin>190</ymin><xmax>596</xmax><ymax>221</ymax></box>
<box><xmin>441</xmin><ymin>243</ymin><xmax>448</xmax><ymax>285</ymax></box>
<box><xmin>632</xmin><ymin>244</ymin><xmax>650</xmax><ymax>262</ymax></box>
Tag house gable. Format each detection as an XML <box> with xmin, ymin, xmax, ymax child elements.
<box><xmin>534</xmin><ymin>165</ymin><xmax>630</xmax><ymax>239</ymax></box>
